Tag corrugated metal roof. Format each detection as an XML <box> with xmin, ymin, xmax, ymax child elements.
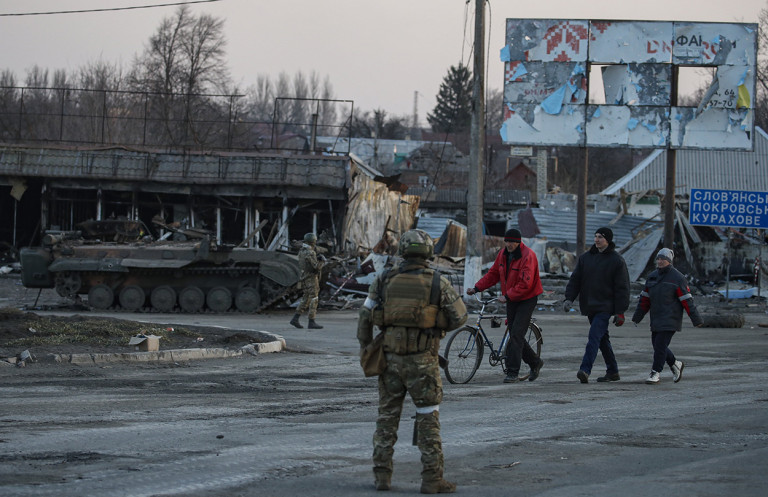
<box><xmin>523</xmin><ymin>208</ymin><xmax>661</xmax><ymax>249</ymax></box>
<box><xmin>602</xmin><ymin>127</ymin><xmax>768</xmax><ymax>195</ymax></box>
<box><xmin>414</xmin><ymin>216</ymin><xmax>452</xmax><ymax>239</ymax></box>
<box><xmin>315</xmin><ymin>136</ymin><xmax>443</xmax><ymax>169</ymax></box>
<box><xmin>0</xmin><ymin>146</ymin><xmax>348</xmax><ymax>188</ymax></box>
<box><xmin>407</xmin><ymin>187</ymin><xmax>530</xmax><ymax>207</ymax></box>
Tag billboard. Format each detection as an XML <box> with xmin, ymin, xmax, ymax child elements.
<box><xmin>500</xmin><ymin>20</ymin><xmax>757</xmax><ymax>150</ymax></box>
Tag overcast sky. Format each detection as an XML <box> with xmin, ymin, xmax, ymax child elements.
<box><xmin>0</xmin><ymin>0</ymin><xmax>765</xmax><ymax>126</ymax></box>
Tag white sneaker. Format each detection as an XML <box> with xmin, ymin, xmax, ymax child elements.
<box><xmin>645</xmin><ymin>370</ymin><xmax>661</xmax><ymax>384</ymax></box>
<box><xmin>671</xmin><ymin>360</ymin><xmax>684</xmax><ymax>383</ymax></box>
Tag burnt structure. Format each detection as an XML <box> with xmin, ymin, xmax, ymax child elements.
<box><xmin>0</xmin><ymin>144</ymin><xmax>349</xmax><ymax>252</ymax></box>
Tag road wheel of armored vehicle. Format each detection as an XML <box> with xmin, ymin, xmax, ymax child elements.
<box><xmin>119</xmin><ymin>285</ymin><xmax>146</xmax><ymax>311</ymax></box>
<box><xmin>150</xmin><ymin>286</ymin><xmax>176</xmax><ymax>312</ymax></box>
<box><xmin>88</xmin><ymin>284</ymin><xmax>114</xmax><ymax>310</ymax></box>
<box><xmin>55</xmin><ymin>272</ymin><xmax>82</xmax><ymax>297</ymax></box>
<box><xmin>207</xmin><ymin>287</ymin><xmax>232</xmax><ymax>313</ymax></box>
<box><xmin>179</xmin><ymin>286</ymin><xmax>205</xmax><ymax>312</ymax></box>
<box><xmin>235</xmin><ymin>287</ymin><xmax>261</xmax><ymax>313</ymax></box>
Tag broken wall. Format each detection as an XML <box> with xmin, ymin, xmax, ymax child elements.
<box><xmin>341</xmin><ymin>164</ymin><xmax>420</xmax><ymax>254</ymax></box>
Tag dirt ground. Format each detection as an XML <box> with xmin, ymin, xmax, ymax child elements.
<box><xmin>0</xmin><ymin>275</ymin><xmax>272</xmax><ymax>361</ymax></box>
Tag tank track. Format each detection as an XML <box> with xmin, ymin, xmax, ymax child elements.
<box><xmin>65</xmin><ymin>265</ymin><xmax>299</xmax><ymax>313</ymax></box>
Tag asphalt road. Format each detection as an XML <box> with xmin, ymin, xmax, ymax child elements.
<box><xmin>2</xmin><ymin>301</ymin><xmax>768</xmax><ymax>497</ymax></box>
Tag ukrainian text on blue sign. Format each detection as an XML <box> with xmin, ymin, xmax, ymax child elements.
<box><xmin>689</xmin><ymin>188</ymin><xmax>768</xmax><ymax>229</ymax></box>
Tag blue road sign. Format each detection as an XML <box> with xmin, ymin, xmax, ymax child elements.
<box><xmin>689</xmin><ymin>188</ymin><xmax>768</xmax><ymax>229</ymax></box>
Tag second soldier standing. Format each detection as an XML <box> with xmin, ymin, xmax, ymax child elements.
<box><xmin>290</xmin><ymin>232</ymin><xmax>324</xmax><ymax>329</ymax></box>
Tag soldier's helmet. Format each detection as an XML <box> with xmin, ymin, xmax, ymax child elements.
<box><xmin>398</xmin><ymin>229</ymin><xmax>434</xmax><ymax>259</ymax></box>
<box><xmin>303</xmin><ymin>233</ymin><xmax>317</xmax><ymax>244</ymax></box>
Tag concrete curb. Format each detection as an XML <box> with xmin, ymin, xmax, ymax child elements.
<box><xmin>39</xmin><ymin>332</ymin><xmax>287</xmax><ymax>365</ymax></box>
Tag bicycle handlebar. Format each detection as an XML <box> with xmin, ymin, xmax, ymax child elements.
<box><xmin>472</xmin><ymin>293</ymin><xmax>498</xmax><ymax>306</ymax></box>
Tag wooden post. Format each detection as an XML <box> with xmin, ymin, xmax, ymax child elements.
<box><xmin>664</xmin><ymin>148</ymin><xmax>677</xmax><ymax>248</ymax></box>
<box><xmin>464</xmin><ymin>0</ymin><xmax>486</xmax><ymax>297</ymax></box>
<box><xmin>577</xmin><ymin>148</ymin><xmax>588</xmax><ymax>255</ymax></box>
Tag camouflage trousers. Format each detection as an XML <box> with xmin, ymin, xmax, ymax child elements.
<box><xmin>373</xmin><ymin>351</ymin><xmax>445</xmax><ymax>482</ymax></box>
<box><xmin>296</xmin><ymin>276</ymin><xmax>319</xmax><ymax>319</ymax></box>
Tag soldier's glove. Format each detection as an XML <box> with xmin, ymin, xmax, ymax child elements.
<box><xmin>613</xmin><ymin>314</ymin><xmax>625</xmax><ymax>326</ymax></box>
<box><xmin>562</xmin><ymin>300</ymin><xmax>572</xmax><ymax>313</ymax></box>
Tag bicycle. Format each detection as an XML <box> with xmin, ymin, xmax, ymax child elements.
<box><xmin>443</xmin><ymin>294</ymin><xmax>543</xmax><ymax>384</ymax></box>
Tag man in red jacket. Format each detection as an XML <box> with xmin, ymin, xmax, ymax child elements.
<box><xmin>467</xmin><ymin>228</ymin><xmax>544</xmax><ymax>383</ymax></box>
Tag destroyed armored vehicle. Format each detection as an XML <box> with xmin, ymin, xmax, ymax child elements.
<box><xmin>19</xmin><ymin>223</ymin><xmax>301</xmax><ymax>313</ymax></box>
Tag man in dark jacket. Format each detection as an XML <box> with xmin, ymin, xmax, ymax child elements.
<box><xmin>563</xmin><ymin>227</ymin><xmax>630</xmax><ymax>383</ymax></box>
<box><xmin>467</xmin><ymin>228</ymin><xmax>544</xmax><ymax>383</ymax></box>
<box><xmin>632</xmin><ymin>248</ymin><xmax>703</xmax><ymax>384</ymax></box>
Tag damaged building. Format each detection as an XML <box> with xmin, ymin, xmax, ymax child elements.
<box><xmin>0</xmin><ymin>144</ymin><xmax>420</xmax><ymax>257</ymax></box>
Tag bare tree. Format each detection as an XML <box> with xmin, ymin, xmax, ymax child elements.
<box><xmin>290</xmin><ymin>71</ymin><xmax>310</xmax><ymax>131</ymax></box>
<box><xmin>129</xmin><ymin>5</ymin><xmax>231</xmax><ymax>147</ymax></box>
<box><xmin>319</xmin><ymin>75</ymin><xmax>337</xmax><ymax>127</ymax></box>
<box><xmin>351</xmin><ymin>108</ymin><xmax>410</xmax><ymax>139</ymax></box>
<box><xmin>486</xmin><ymin>87</ymin><xmax>504</xmax><ymax>134</ymax></box>
<box><xmin>755</xmin><ymin>6</ymin><xmax>768</xmax><ymax>130</ymax></box>
<box><xmin>24</xmin><ymin>65</ymin><xmax>49</xmax><ymax>88</ymax></box>
<box><xmin>0</xmin><ymin>69</ymin><xmax>15</xmax><ymax>87</ymax></box>
<box><xmin>247</xmin><ymin>75</ymin><xmax>274</xmax><ymax>121</ymax></box>
<box><xmin>70</xmin><ymin>60</ymin><xmax>128</xmax><ymax>143</ymax></box>
<box><xmin>0</xmin><ymin>70</ymin><xmax>18</xmax><ymax>140</ymax></box>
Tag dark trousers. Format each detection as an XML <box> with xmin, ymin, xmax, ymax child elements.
<box><xmin>579</xmin><ymin>312</ymin><xmax>618</xmax><ymax>376</ymax></box>
<box><xmin>504</xmin><ymin>296</ymin><xmax>539</xmax><ymax>375</ymax></box>
<box><xmin>651</xmin><ymin>330</ymin><xmax>677</xmax><ymax>372</ymax></box>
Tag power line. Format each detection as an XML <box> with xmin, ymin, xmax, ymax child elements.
<box><xmin>0</xmin><ymin>0</ymin><xmax>222</xmax><ymax>17</ymax></box>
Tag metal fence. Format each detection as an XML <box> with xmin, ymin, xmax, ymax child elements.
<box><xmin>0</xmin><ymin>86</ymin><xmax>353</xmax><ymax>153</ymax></box>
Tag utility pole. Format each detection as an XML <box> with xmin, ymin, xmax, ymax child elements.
<box><xmin>577</xmin><ymin>148</ymin><xmax>588</xmax><ymax>255</ymax></box>
<box><xmin>663</xmin><ymin>68</ymin><xmax>680</xmax><ymax>249</ymax></box>
<box><xmin>464</xmin><ymin>0</ymin><xmax>486</xmax><ymax>297</ymax></box>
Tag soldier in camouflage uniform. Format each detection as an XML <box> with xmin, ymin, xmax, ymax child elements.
<box><xmin>290</xmin><ymin>233</ymin><xmax>324</xmax><ymax>329</ymax></box>
<box><xmin>357</xmin><ymin>229</ymin><xmax>468</xmax><ymax>494</ymax></box>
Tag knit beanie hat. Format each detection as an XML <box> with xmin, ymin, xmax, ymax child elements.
<box><xmin>504</xmin><ymin>228</ymin><xmax>522</xmax><ymax>242</ymax></box>
<box><xmin>656</xmin><ymin>247</ymin><xmax>674</xmax><ymax>263</ymax></box>
<box><xmin>595</xmin><ymin>227</ymin><xmax>613</xmax><ymax>243</ymax></box>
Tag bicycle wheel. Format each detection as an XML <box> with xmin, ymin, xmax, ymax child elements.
<box><xmin>526</xmin><ymin>321</ymin><xmax>543</xmax><ymax>358</ymax></box>
<box><xmin>444</xmin><ymin>326</ymin><xmax>484</xmax><ymax>384</ymax></box>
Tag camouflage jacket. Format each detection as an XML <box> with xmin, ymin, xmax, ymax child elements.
<box><xmin>298</xmin><ymin>243</ymin><xmax>322</xmax><ymax>282</ymax></box>
<box><xmin>357</xmin><ymin>258</ymin><xmax>467</xmax><ymax>349</ymax></box>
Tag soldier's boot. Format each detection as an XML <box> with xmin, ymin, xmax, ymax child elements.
<box><xmin>416</xmin><ymin>411</ymin><xmax>455</xmax><ymax>494</ymax></box>
<box><xmin>374</xmin><ymin>470</ymin><xmax>392</xmax><ymax>491</ymax></box>
<box><xmin>308</xmin><ymin>319</ymin><xmax>323</xmax><ymax>329</ymax></box>
<box><xmin>373</xmin><ymin>430</ymin><xmax>395</xmax><ymax>491</ymax></box>
<box><xmin>420</xmin><ymin>479</ymin><xmax>456</xmax><ymax>494</ymax></box>
<box><xmin>289</xmin><ymin>314</ymin><xmax>303</xmax><ymax>328</ymax></box>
